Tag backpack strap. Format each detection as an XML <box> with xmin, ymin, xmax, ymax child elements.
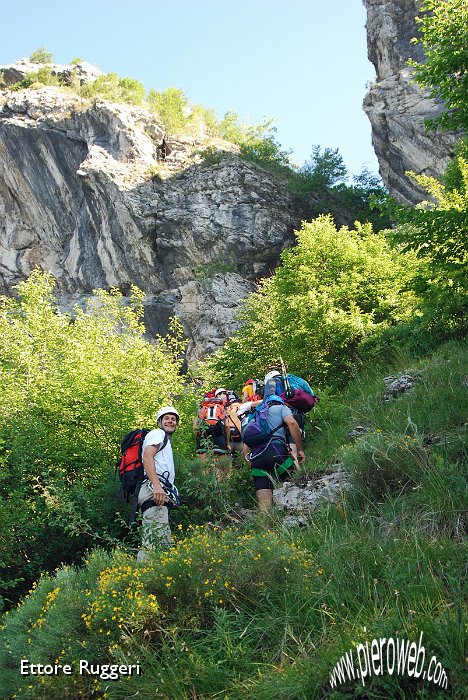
<box><xmin>245</xmin><ymin>425</ymin><xmax>287</xmax><ymax>461</ymax></box>
<box><xmin>129</xmin><ymin>433</ymin><xmax>169</xmax><ymax>525</ymax></box>
<box><xmin>140</xmin><ymin>497</ymin><xmax>164</xmax><ymax>514</ymax></box>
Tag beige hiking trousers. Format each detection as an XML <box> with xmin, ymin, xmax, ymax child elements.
<box><xmin>136</xmin><ymin>480</ymin><xmax>171</xmax><ymax>562</ymax></box>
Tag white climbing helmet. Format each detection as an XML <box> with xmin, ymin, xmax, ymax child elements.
<box><xmin>156</xmin><ymin>406</ymin><xmax>180</xmax><ymax>423</ymax></box>
<box><xmin>264</xmin><ymin>370</ymin><xmax>281</xmax><ymax>383</ymax></box>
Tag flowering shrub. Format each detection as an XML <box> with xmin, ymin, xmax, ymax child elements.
<box><xmin>0</xmin><ymin>528</ymin><xmax>325</xmax><ymax>699</ymax></box>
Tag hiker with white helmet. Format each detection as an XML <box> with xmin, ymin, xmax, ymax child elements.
<box><xmin>193</xmin><ymin>388</ymin><xmax>231</xmax><ymax>457</ymax></box>
<box><xmin>137</xmin><ymin>405</ymin><xmax>180</xmax><ymax>561</ymax></box>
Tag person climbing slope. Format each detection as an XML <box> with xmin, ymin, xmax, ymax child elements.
<box><xmin>241</xmin><ymin>394</ymin><xmax>305</xmax><ymax>511</ymax></box>
<box><xmin>194</xmin><ymin>388</ymin><xmax>230</xmax><ymax>458</ymax></box>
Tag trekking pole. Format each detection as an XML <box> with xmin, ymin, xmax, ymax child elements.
<box><xmin>279</xmin><ymin>356</ymin><xmax>294</xmax><ymax>399</ymax></box>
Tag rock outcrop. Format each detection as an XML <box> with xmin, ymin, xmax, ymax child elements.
<box><xmin>0</xmin><ymin>58</ymin><xmax>102</xmax><ymax>87</ymax></box>
<box><xmin>232</xmin><ymin>466</ymin><xmax>351</xmax><ymax>526</ymax></box>
<box><xmin>273</xmin><ymin>466</ymin><xmax>350</xmax><ymax>517</ymax></box>
<box><xmin>363</xmin><ymin>0</ymin><xmax>459</xmax><ymax>204</ymax></box>
<box><xmin>0</xmin><ymin>76</ymin><xmax>303</xmax><ymax>359</ymax></box>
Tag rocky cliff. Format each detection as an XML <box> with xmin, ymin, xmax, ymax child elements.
<box><xmin>0</xmin><ymin>75</ymin><xmax>302</xmax><ymax>359</ymax></box>
<box><xmin>363</xmin><ymin>0</ymin><xmax>459</xmax><ymax>204</ymax></box>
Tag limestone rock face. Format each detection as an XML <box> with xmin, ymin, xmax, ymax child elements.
<box><xmin>273</xmin><ymin>467</ymin><xmax>350</xmax><ymax>517</ymax></box>
<box><xmin>363</xmin><ymin>0</ymin><xmax>459</xmax><ymax>204</ymax></box>
<box><xmin>0</xmin><ymin>86</ymin><xmax>301</xmax><ymax>359</ymax></box>
<box><xmin>0</xmin><ymin>58</ymin><xmax>102</xmax><ymax>87</ymax></box>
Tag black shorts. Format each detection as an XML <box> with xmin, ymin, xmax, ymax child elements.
<box><xmin>249</xmin><ymin>441</ymin><xmax>294</xmax><ymax>491</ymax></box>
<box><xmin>196</xmin><ymin>431</ymin><xmax>228</xmax><ymax>454</ymax></box>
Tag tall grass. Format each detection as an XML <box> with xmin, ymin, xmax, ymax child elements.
<box><xmin>1</xmin><ymin>511</ymin><xmax>464</xmax><ymax>699</ymax></box>
<box><xmin>0</xmin><ymin>340</ymin><xmax>466</xmax><ymax>699</ymax></box>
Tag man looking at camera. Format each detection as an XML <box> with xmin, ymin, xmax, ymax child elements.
<box><xmin>137</xmin><ymin>406</ymin><xmax>180</xmax><ymax>562</ymax></box>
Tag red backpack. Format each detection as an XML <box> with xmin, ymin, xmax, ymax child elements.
<box><xmin>117</xmin><ymin>428</ymin><xmax>169</xmax><ymax>497</ymax></box>
<box><xmin>197</xmin><ymin>397</ymin><xmax>226</xmax><ymax>436</ymax></box>
<box><xmin>116</xmin><ymin>428</ymin><xmax>170</xmax><ymax>523</ymax></box>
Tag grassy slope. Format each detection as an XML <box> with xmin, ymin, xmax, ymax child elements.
<box><xmin>0</xmin><ymin>340</ymin><xmax>466</xmax><ymax>700</ymax></box>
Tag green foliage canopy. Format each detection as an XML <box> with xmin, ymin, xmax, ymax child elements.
<box><xmin>80</xmin><ymin>72</ymin><xmax>146</xmax><ymax>105</ymax></box>
<box><xmin>300</xmin><ymin>145</ymin><xmax>347</xmax><ymax>189</ymax></box>
<box><xmin>147</xmin><ymin>88</ymin><xmax>218</xmax><ymax>135</ymax></box>
<box><xmin>290</xmin><ymin>148</ymin><xmax>391</xmax><ymax>231</ymax></box>
<box><xmin>0</xmin><ymin>271</ymin><xmax>185</xmax><ymax>609</ymax></box>
<box><xmin>208</xmin><ymin>215</ymin><xmax>421</xmax><ymax>389</ymax></box>
<box><xmin>389</xmin><ymin>156</ymin><xmax>468</xmax><ymax>336</ymax></box>
<box><xmin>147</xmin><ymin>87</ymin><xmax>189</xmax><ymax>131</ymax></box>
<box><xmin>410</xmin><ymin>0</ymin><xmax>468</xmax><ymax>132</ymax></box>
<box><xmin>11</xmin><ymin>66</ymin><xmax>62</xmax><ymax>90</ymax></box>
<box><xmin>29</xmin><ymin>46</ymin><xmax>53</xmax><ymax>64</ymax></box>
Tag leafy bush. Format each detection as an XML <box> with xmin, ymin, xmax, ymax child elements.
<box><xmin>1</xmin><ymin>515</ymin><xmax>465</xmax><ymax>699</ymax></box>
<box><xmin>0</xmin><ymin>271</ymin><xmax>186</xmax><ymax>608</ymax></box>
<box><xmin>409</xmin><ymin>0</ymin><xmax>468</xmax><ymax>133</ymax></box>
<box><xmin>80</xmin><ymin>72</ymin><xmax>146</xmax><ymax>105</ymax></box>
<box><xmin>146</xmin><ymin>86</ymin><xmax>189</xmax><ymax>130</ymax></box>
<box><xmin>298</xmin><ymin>145</ymin><xmax>348</xmax><ymax>189</ymax></box>
<box><xmin>172</xmin><ymin>453</ymin><xmax>254</xmax><ymax>526</ymax></box>
<box><xmin>29</xmin><ymin>46</ymin><xmax>53</xmax><ymax>64</ymax></box>
<box><xmin>198</xmin><ymin>145</ymin><xmax>228</xmax><ymax>165</ymax></box>
<box><xmin>207</xmin><ymin>111</ymin><xmax>293</xmax><ymax>174</ymax></box>
<box><xmin>238</xmin><ymin>120</ymin><xmax>292</xmax><ymax>173</ymax></box>
<box><xmin>1</xmin><ymin>335</ymin><xmax>466</xmax><ymax>699</ymax></box>
<box><xmin>291</xmin><ymin>148</ymin><xmax>392</xmax><ymax>230</ymax></box>
<box><xmin>10</xmin><ymin>66</ymin><xmax>62</xmax><ymax>90</ymax></box>
<box><xmin>388</xmin><ymin>155</ymin><xmax>468</xmax><ymax>338</ymax></box>
<box><xmin>442</xmin><ymin>137</ymin><xmax>468</xmax><ymax>191</ymax></box>
<box><xmin>208</xmin><ymin>215</ymin><xmax>421</xmax><ymax>389</ymax></box>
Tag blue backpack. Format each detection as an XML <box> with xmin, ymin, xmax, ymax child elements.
<box><xmin>264</xmin><ymin>373</ymin><xmax>318</xmax><ymax>413</ymax></box>
<box><xmin>286</xmin><ymin>374</ymin><xmax>314</xmax><ymax>396</ymax></box>
<box><xmin>241</xmin><ymin>397</ymin><xmax>285</xmax><ymax>448</ymax></box>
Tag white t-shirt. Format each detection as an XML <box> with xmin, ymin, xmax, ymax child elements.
<box><xmin>142</xmin><ymin>428</ymin><xmax>175</xmax><ymax>485</ymax></box>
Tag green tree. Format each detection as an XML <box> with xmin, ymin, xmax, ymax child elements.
<box><xmin>209</xmin><ymin>215</ymin><xmax>420</xmax><ymax>388</ymax></box>
<box><xmin>29</xmin><ymin>46</ymin><xmax>53</xmax><ymax>64</ymax></box>
<box><xmin>300</xmin><ymin>145</ymin><xmax>348</xmax><ymax>189</ymax></box>
<box><xmin>12</xmin><ymin>66</ymin><xmax>61</xmax><ymax>90</ymax></box>
<box><xmin>389</xmin><ymin>156</ymin><xmax>468</xmax><ymax>336</ymax></box>
<box><xmin>336</xmin><ymin>167</ymin><xmax>392</xmax><ymax>231</ymax></box>
<box><xmin>80</xmin><ymin>73</ymin><xmax>145</xmax><ymax>105</ymax></box>
<box><xmin>0</xmin><ymin>271</ymin><xmax>185</xmax><ymax>609</ymax></box>
<box><xmin>117</xmin><ymin>76</ymin><xmax>146</xmax><ymax>105</ymax></box>
<box><xmin>239</xmin><ymin>118</ymin><xmax>292</xmax><ymax>171</ymax></box>
<box><xmin>217</xmin><ymin>109</ymin><xmax>245</xmax><ymax>142</ymax></box>
<box><xmin>409</xmin><ymin>0</ymin><xmax>468</xmax><ymax>132</ymax></box>
<box><xmin>213</xmin><ymin>112</ymin><xmax>292</xmax><ymax>172</ymax></box>
<box><xmin>147</xmin><ymin>87</ymin><xmax>189</xmax><ymax>131</ymax></box>
<box><xmin>188</xmin><ymin>104</ymin><xmax>218</xmax><ymax>134</ymax></box>
<box><xmin>442</xmin><ymin>137</ymin><xmax>468</xmax><ymax>190</ymax></box>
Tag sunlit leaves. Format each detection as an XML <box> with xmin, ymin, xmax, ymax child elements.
<box><xmin>409</xmin><ymin>0</ymin><xmax>468</xmax><ymax>132</ymax></box>
<box><xmin>209</xmin><ymin>216</ymin><xmax>420</xmax><ymax>388</ymax></box>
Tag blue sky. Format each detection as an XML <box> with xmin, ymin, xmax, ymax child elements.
<box><xmin>1</xmin><ymin>0</ymin><xmax>379</xmax><ymax>177</ymax></box>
